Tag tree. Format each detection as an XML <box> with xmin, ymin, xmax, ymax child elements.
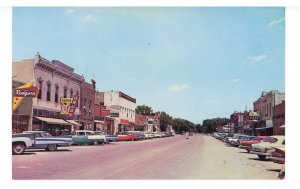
<box><xmin>135</xmin><ymin>105</ymin><xmax>153</xmax><ymax>115</ymax></box>
<box><xmin>159</xmin><ymin>111</ymin><xmax>173</xmax><ymax>131</ymax></box>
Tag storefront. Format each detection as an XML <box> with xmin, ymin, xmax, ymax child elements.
<box><xmin>255</xmin><ymin>120</ymin><xmax>273</xmax><ymax>136</ymax></box>
<box><xmin>33</xmin><ymin>116</ymin><xmax>73</xmax><ymax>136</ymax></box>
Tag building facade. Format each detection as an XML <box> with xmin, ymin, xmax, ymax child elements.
<box><xmin>13</xmin><ymin>53</ymin><xmax>84</xmax><ymax>135</ymax></box>
<box><xmin>103</xmin><ymin>91</ymin><xmax>136</xmax><ymax>133</ymax></box>
<box><xmin>253</xmin><ymin>90</ymin><xmax>285</xmax><ymax>136</ymax></box>
<box><xmin>77</xmin><ymin>80</ymin><xmax>96</xmax><ymax>130</ymax></box>
<box><xmin>274</xmin><ymin>100</ymin><xmax>285</xmax><ymax>135</ymax></box>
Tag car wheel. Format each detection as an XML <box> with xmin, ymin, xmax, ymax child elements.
<box><xmin>247</xmin><ymin>150</ymin><xmax>250</xmax><ymax>153</ymax></box>
<box><xmin>258</xmin><ymin>155</ymin><xmax>266</xmax><ymax>160</ymax></box>
<box><xmin>46</xmin><ymin>144</ymin><xmax>58</xmax><ymax>151</ymax></box>
<box><xmin>93</xmin><ymin>141</ymin><xmax>98</xmax><ymax>145</ymax></box>
<box><xmin>12</xmin><ymin>143</ymin><xmax>26</xmax><ymax>155</ymax></box>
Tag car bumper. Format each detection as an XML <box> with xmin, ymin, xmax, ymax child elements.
<box><xmin>249</xmin><ymin>151</ymin><xmax>270</xmax><ymax>156</ymax></box>
<box><xmin>238</xmin><ymin>145</ymin><xmax>250</xmax><ymax>150</ymax></box>
<box><xmin>270</xmin><ymin>156</ymin><xmax>285</xmax><ymax>163</ymax></box>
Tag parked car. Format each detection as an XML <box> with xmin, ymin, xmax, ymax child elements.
<box><xmin>227</xmin><ymin>134</ymin><xmax>249</xmax><ymax>146</ymax></box>
<box><xmin>231</xmin><ymin>135</ymin><xmax>256</xmax><ymax>147</ymax></box>
<box><xmin>117</xmin><ymin>131</ymin><xmax>139</xmax><ymax>141</ymax></box>
<box><xmin>135</xmin><ymin>131</ymin><xmax>145</xmax><ymax>140</ymax></box>
<box><xmin>153</xmin><ymin>132</ymin><xmax>162</xmax><ymax>138</ymax></box>
<box><xmin>72</xmin><ymin>130</ymin><xmax>107</xmax><ymax>145</ymax></box>
<box><xmin>21</xmin><ymin>131</ymin><xmax>73</xmax><ymax>151</ymax></box>
<box><xmin>238</xmin><ymin>136</ymin><xmax>270</xmax><ymax>152</ymax></box>
<box><xmin>94</xmin><ymin>131</ymin><xmax>118</xmax><ymax>143</ymax></box>
<box><xmin>250</xmin><ymin>135</ymin><xmax>285</xmax><ymax>160</ymax></box>
<box><xmin>270</xmin><ymin>146</ymin><xmax>285</xmax><ymax>164</ymax></box>
<box><xmin>12</xmin><ymin>133</ymin><xmax>34</xmax><ymax>155</ymax></box>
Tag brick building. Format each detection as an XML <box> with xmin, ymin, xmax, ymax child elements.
<box><xmin>253</xmin><ymin>90</ymin><xmax>285</xmax><ymax>136</ymax></box>
<box><xmin>77</xmin><ymin>80</ymin><xmax>96</xmax><ymax>130</ymax></box>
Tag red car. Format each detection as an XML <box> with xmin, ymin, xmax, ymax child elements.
<box><xmin>238</xmin><ymin>136</ymin><xmax>270</xmax><ymax>152</ymax></box>
<box><xmin>117</xmin><ymin>131</ymin><xmax>139</xmax><ymax>141</ymax></box>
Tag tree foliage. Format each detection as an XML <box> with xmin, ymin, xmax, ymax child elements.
<box><xmin>135</xmin><ymin>105</ymin><xmax>153</xmax><ymax>115</ymax></box>
<box><xmin>201</xmin><ymin>117</ymin><xmax>230</xmax><ymax>133</ymax></box>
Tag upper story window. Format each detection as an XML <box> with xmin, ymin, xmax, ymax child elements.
<box><xmin>46</xmin><ymin>82</ymin><xmax>51</xmax><ymax>101</ymax></box>
<box><xmin>63</xmin><ymin>87</ymin><xmax>68</xmax><ymax>98</ymax></box>
<box><xmin>37</xmin><ymin>80</ymin><xmax>42</xmax><ymax>100</ymax></box>
<box><xmin>55</xmin><ymin>85</ymin><xmax>59</xmax><ymax>103</ymax></box>
<box><xmin>70</xmin><ymin>89</ymin><xmax>73</xmax><ymax>98</ymax></box>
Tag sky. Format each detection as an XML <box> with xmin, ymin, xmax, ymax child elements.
<box><xmin>12</xmin><ymin>7</ymin><xmax>285</xmax><ymax>124</ymax></box>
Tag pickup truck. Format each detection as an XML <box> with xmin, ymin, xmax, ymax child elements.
<box><xmin>72</xmin><ymin>130</ymin><xmax>107</xmax><ymax>145</ymax></box>
<box><xmin>12</xmin><ymin>133</ymin><xmax>34</xmax><ymax>155</ymax></box>
<box><xmin>22</xmin><ymin>131</ymin><xmax>73</xmax><ymax>151</ymax></box>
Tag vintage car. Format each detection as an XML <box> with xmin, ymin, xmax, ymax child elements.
<box><xmin>250</xmin><ymin>135</ymin><xmax>285</xmax><ymax>160</ymax></box>
<box><xmin>21</xmin><ymin>131</ymin><xmax>73</xmax><ymax>151</ymax></box>
<box><xmin>270</xmin><ymin>146</ymin><xmax>285</xmax><ymax>164</ymax></box>
<box><xmin>227</xmin><ymin>134</ymin><xmax>249</xmax><ymax>145</ymax></box>
<box><xmin>238</xmin><ymin>136</ymin><xmax>270</xmax><ymax>152</ymax></box>
<box><xmin>94</xmin><ymin>131</ymin><xmax>118</xmax><ymax>142</ymax></box>
<box><xmin>72</xmin><ymin>130</ymin><xmax>107</xmax><ymax>145</ymax></box>
<box><xmin>133</xmin><ymin>131</ymin><xmax>145</xmax><ymax>140</ymax></box>
<box><xmin>12</xmin><ymin>133</ymin><xmax>34</xmax><ymax>155</ymax></box>
<box><xmin>231</xmin><ymin>135</ymin><xmax>256</xmax><ymax>146</ymax></box>
<box><xmin>117</xmin><ymin>131</ymin><xmax>139</xmax><ymax>141</ymax></box>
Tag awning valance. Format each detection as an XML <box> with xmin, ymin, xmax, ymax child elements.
<box><xmin>94</xmin><ymin>120</ymin><xmax>105</xmax><ymax>124</ymax></box>
<box><xmin>255</xmin><ymin>126</ymin><xmax>273</xmax><ymax>130</ymax></box>
<box><xmin>35</xmin><ymin>116</ymin><xmax>70</xmax><ymax>125</ymax></box>
<box><xmin>66</xmin><ymin>120</ymin><xmax>81</xmax><ymax>126</ymax></box>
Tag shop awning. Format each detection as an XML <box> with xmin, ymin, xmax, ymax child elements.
<box><xmin>66</xmin><ymin>120</ymin><xmax>81</xmax><ymax>126</ymax></box>
<box><xmin>94</xmin><ymin>120</ymin><xmax>105</xmax><ymax>124</ymax></box>
<box><xmin>255</xmin><ymin>126</ymin><xmax>273</xmax><ymax>130</ymax></box>
<box><xmin>280</xmin><ymin>125</ymin><xmax>285</xmax><ymax>128</ymax></box>
<box><xmin>35</xmin><ymin>116</ymin><xmax>71</xmax><ymax>125</ymax></box>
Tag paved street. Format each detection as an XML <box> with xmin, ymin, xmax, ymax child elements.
<box><xmin>12</xmin><ymin>134</ymin><xmax>282</xmax><ymax>179</ymax></box>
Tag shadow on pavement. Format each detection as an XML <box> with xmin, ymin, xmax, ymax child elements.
<box><xmin>248</xmin><ymin>157</ymin><xmax>271</xmax><ymax>161</ymax></box>
<box><xmin>267</xmin><ymin>168</ymin><xmax>281</xmax><ymax>173</ymax></box>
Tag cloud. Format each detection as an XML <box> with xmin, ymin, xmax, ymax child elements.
<box><xmin>247</xmin><ymin>55</ymin><xmax>267</xmax><ymax>63</ymax></box>
<box><xmin>168</xmin><ymin>84</ymin><xmax>190</xmax><ymax>92</ymax></box>
<box><xmin>229</xmin><ymin>78</ymin><xmax>240</xmax><ymax>83</ymax></box>
<box><xmin>268</xmin><ymin>17</ymin><xmax>285</xmax><ymax>28</ymax></box>
<box><xmin>65</xmin><ymin>9</ymin><xmax>76</xmax><ymax>15</ymax></box>
<box><xmin>84</xmin><ymin>14</ymin><xmax>96</xmax><ymax>22</ymax></box>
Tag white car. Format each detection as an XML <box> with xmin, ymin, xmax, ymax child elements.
<box><xmin>12</xmin><ymin>134</ymin><xmax>33</xmax><ymax>155</ymax></box>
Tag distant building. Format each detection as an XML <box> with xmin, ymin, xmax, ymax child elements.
<box><xmin>103</xmin><ymin>91</ymin><xmax>137</xmax><ymax>133</ymax></box>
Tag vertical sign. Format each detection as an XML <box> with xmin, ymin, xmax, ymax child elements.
<box><xmin>68</xmin><ymin>95</ymin><xmax>79</xmax><ymax>117</ymax></box>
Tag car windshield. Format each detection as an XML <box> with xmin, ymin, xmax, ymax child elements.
<box><xmin>263</xmin><ymin>137</ymin><xmax>278</xmax><ymax>143</ymax></box>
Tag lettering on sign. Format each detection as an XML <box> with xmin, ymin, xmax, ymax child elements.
<box><xmin>14</xmin><ymin>87</ymin><xmax>39</xmax><ymax>97</ymax></box>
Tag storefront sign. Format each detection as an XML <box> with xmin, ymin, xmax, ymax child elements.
<box><xmin>101</xmin><ymin>110</ymin><xmax>110</xmax><ymax>117</ymax></box>
<box><xmin>15</xmin><ymin>86</ymin><xmax>39</xmax><ymax>97</ymax></box>
<box><xmin>13</xmin><ymin>82</ymin><xmax>37</xmax><ymax>111</ymax></box>
<box><xmin>120</xmin><ymin>119</ymin><xmax>129</xmax><ymax>123</ymax></box>
<box><xmin>68</xmin><ymin>95</ymin><xmax>79</xmax><ymax>117</ymax></box>
<box><xmin>110</xmin><ymin>112</ymin><xmax>119</xmax><ymax>117</ymax></box>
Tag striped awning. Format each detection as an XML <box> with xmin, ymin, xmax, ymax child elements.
<box><xmin>35</xmin><ymin>116</ymin><xmax>71</xmax><ymax>125</ymax></box>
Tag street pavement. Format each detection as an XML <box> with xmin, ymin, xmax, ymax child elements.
<box><xmin>12</xmin><ymin>134</ymin><xmax>283</xmax><ymax>179</ymax></box>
